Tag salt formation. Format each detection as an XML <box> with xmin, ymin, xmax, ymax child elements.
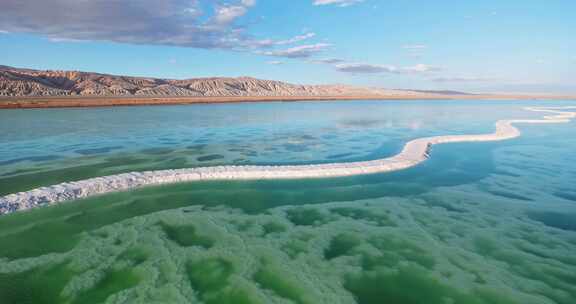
<box><xmin>1</xmin><ymin>107</ymin><xmax>574</xmax><ymax>214</ymax></box>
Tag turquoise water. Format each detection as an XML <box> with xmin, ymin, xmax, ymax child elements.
<box><xmin>0</xmin><ymin>100</ymin><xmax>575</xmax><ymax>303</ymax></box>
<box><xmin>0</xmin><ymin>100</ymin><xmax>561</xmax><ymax>195</ymax></box>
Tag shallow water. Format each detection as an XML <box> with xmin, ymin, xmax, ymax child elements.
<box><xmin>0</xmin><ymin>100</ymin><xmax>556</xmax><ymax>195</ymax></box>
<box><xmin>1</xmin><ymin>100</ymin><xmax>576</xmax><ymax>304</ymax></box>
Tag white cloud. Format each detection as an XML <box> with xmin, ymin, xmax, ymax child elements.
<box><xmin>336</xmin><ymin>62</ymin><xmax>440</xmax><ymax>74</ymax></box>
<box><xmin>259</xmin><ymin>43</ymin><xmax>331</xmax><ymax>58</ymax></box>
<box><xmin>48</xmin><ymin>37</ymin><xmax>85</xmax><ymax>43</ymax></box>
<box><xmin>402</xmin><ymin>64</ymin><xmax>441</xmax><ymax>73</ymax></box>
<box><xmin>266</xmin><ymin>61</ymin><xmax>283</xmax><ymax>65</ymax></box>
<box><xmin>0</xmin><ymin>0</ymin><xmax>259</xmax><ymax>49</ymax></box>
<box><xmin>313</xmin><ymin>0</ymin><xmax>364</xmax><ymax>7</ymax></box>
<box><xmin>210</xmin><ymin>0</ymin><xmax>256</xmax><ymax>28</ymax></box>
<box><xmin>257</xmin><ymin>32</ymin><xmax>316</xmax><ymax>47</ymax></box>
<box><xmin>309</xmin><ymin>58</ymin><xmax>346</xmax><ymax>64</ymax></box>
<box><xmin>335</xmin><ymin>63</ymin><xmax>398</xmax><ymax>73</ymax></box>
<box><xmin>212</xmin><ymin>6</ymin><xmax>249</xmax><ymax>26</ymax></box>
<box><xmin>431</xmin><ymin>76</ymin><xmax>494</xmax><ymax>83</ymax></box>
<box><xmin>276</xmin><ymin>32</ymin><xmax>316</xmax><ymax>45</ymax></box>
<box><xmin>402</xmin><ymin>44</ymin><xmax>427</xmax><ymax>50</ymax></box>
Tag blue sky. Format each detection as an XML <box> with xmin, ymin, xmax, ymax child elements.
<box><xmin>1</xmin><ymin>0</ymin><xmax>575</xmax><ymax>93</ymax></box>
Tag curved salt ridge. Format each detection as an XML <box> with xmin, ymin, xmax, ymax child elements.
<box><xmin>1</xmin><ymin>106</ymin><xmax>575</xmax><ymax>215</ymax></box>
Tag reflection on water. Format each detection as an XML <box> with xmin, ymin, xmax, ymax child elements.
<box><xmin>0</xmin><ymin>100</ymin><xmax>575</xmax><ymax>303</ymax></box>
<box><xmin>0</xmin><ymin>100</ymin><xmax>568</xmax><ymax>195</ymax></box>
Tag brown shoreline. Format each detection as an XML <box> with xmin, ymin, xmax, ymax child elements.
<box><xmin>0</xmin><ymin>94</ymin><xmax>575</xmax><ymax>109</ymax></box>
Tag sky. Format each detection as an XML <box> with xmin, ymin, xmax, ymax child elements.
<box><xmin>0</xmin><ymin>0</ymin><xmax>575</xmax><ymax>93</ymax></box>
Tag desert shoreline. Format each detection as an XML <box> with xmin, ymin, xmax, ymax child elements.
<box><xmin>1</xmin><ymin>94</ymin><xmax>575</xmax><ymax>109</ymax></box>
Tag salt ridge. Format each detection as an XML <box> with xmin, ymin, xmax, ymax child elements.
<box><xmin>1</xmin><ymin>106</ymin><xmax>575</xmax><ymax>215</ymax></box>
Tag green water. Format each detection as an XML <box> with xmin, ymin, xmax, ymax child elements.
<box><xmin>1</xmin><ymin>101</ymin><xmax>576</xmax><ymax>303</ymax></box>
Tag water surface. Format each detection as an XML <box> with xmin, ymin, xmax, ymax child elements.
<box><xmin>1</xmin><ymin>100</ymin><xmax>575</xmax><ymax>304</ymax></box>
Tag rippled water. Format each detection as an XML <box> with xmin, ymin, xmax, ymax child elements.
<box><xmin>1</xmin><ymin>100</ymin><xmax>575</xmax><ymax>304</ymax></box>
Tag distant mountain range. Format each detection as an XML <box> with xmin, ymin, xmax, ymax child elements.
<box><xmin>0</xmin><ymin>65</ymin><xmax>450</xmax><ymax>98</ymax></box>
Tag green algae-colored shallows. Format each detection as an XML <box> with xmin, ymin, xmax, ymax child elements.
<box><xmin>344</xmin><ymin>267</ymin><xmax>517</xmax><ymax>304</ymax></box>
<box><xmin>0</xmin><ymin>262</ymin><xmax>74</xmax><ymax>304</ymax></box>
<box><xmin>0</xmin><ymin>264</ymin><xmax>140</xmax><ymax>304</ymax></box>
<box><xmin>0</xmin><ymin>142</ymin><xmax>505</xmax><ymax>303</ymax></box>
<box><xmin>0</xmin><ymin>143</ymin><xmax>492</xmax><ymax>260</ymax></box>
<box><xmin>3</xmin><ymin>134</ymin><xmax>576</xmax><ymax>303</ymax></box>
<box><xmin>187</xmin><ymin>258</ymin><xmax>263</xmax><ymax>304</ymax></box>
<box><xmin>70</xmin><ymin>268</ymin><xmax>141</xmax><ymax>304</ymax></box>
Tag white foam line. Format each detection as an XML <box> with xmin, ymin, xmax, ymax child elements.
<box><xmin>1</xmin><ymin>106</ymin><xmax>575</xmax><ymax>215</ymax></box>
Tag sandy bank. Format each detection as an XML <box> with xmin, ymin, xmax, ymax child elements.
<box><xmin>1</xmin><ymin>94</ymin><xmax>575</xmax><ymax>109</ymax></box>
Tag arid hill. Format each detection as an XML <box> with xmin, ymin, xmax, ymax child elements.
<box><xmin>0</xmin><ymin>65</ymin><xmax>428</xmax><ymax>98</ymax></box>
